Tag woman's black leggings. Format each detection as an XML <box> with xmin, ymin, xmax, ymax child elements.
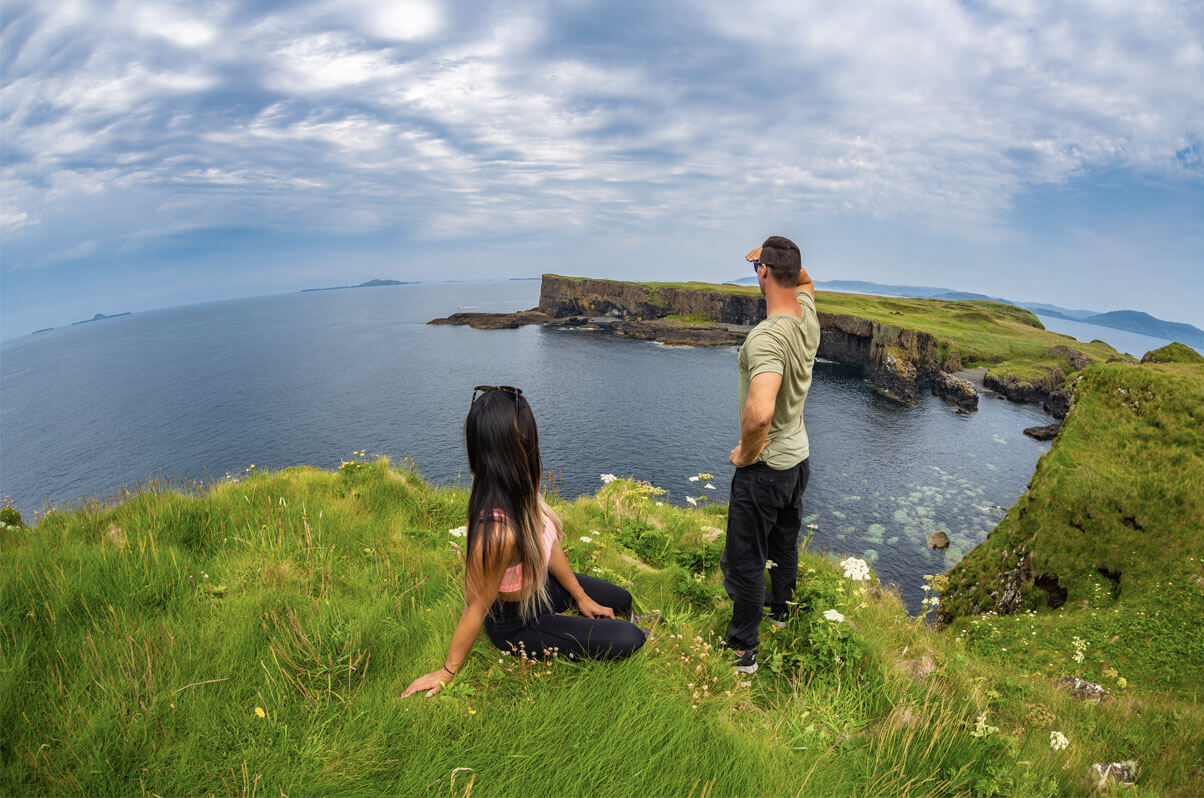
<box><xmin>483</xmin><ymin>572</ymin><xmax>646</xmax><ymax>660</ymax></box>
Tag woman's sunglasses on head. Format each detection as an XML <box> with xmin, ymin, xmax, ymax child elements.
<box><xmin>472</xmin><ymin>385</ymin><xmax>523</xmax><ymax>405</ymax></box>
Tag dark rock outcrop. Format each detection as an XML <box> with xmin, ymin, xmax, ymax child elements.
<box><xmin>1024</xmin><ymin>423</ymin><xmax>1062</xmax><ymax>440</ymax></box>
<box><xmin>428</xmin><ymin>310</ymin><xmax>555</xmax><ymax>329</ymax></box>
<box><xmin>610</xmin><ymin>319</ymin><xmax>747</xmax><ymax>346</ymax></box>
<box><xmin>930</xmin><ymin>371</ymin><xmax>978</xmax><ymax>412</ymax></box>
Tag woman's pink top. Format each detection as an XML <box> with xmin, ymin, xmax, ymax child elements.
<box><xmin>495</xmin><ymin>510</ymin><xmax>558</xmax><ymax>593</ymax></box>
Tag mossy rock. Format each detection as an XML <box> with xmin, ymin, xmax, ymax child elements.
<box><xmin>1141</xmin><ymin>342</ymin><xmax>1204</xmax><ymax>364</ymax></box>
<box><xmin>0</xmin><ymin>505</ymin><xmax>27</xmax><ymax>529</ymax></box>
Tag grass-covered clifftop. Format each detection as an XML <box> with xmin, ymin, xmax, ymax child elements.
<box><xmin>3</xmin><ymin>455</ymin><xmax>1202</xmax><ymax>795</ymax></box>
<box><xmin>941</xmin><ymin>359</ymin><xmax>1204</xmax><ymax>693</ymax></box>
<box><xmin>541</xmin><ymin>275</ymin><xmax>1134</xmax><ymax>402</ymax></box>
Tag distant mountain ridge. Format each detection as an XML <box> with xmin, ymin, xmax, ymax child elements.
<box><xmin>1084</xmin><ymin>311</ymin><xmax>1204</xmax><ymax>346</ymax></box>
<box><xmin>301</xmin><ymin>278</ymin><xmax>415</xmax><ymax>293</ymax></box>
<box><xmin>748</xmin><ymin>278</ymin><xmax>1204</xmax><ymax>349</ymax></box>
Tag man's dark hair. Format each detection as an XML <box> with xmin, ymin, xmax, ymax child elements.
<box><xmin>759</xmin><ymin>236</ymin><xmax>801</xmax><ymax>288</ymax></box>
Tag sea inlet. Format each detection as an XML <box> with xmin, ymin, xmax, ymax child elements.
<box><xmin>0</xmin><ymin>280</ymin><xmax>1056</xmax><ymax>612</ymax></box>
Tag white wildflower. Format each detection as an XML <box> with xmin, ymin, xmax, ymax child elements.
<box><xmin>448</xmin><ymin>525</ymin><xmax>467</xmax><ymax>538</ymax></box>
<box><xmin>823</xmin><ymin>609</ymin><xmax>846</xmax><ymax>623</ymax></box>
<box><xmin>686</xmin><ymin>496</ymin><xmax>698</xmax><ymax>506</ymax></box>
<box><xmin>600</xmin><ymin>473</ymin><xmax>617</xmax><ymax>484</ymax></box>
<box><xmin>688</xmin><ymin>475</ymin><xmax>700</xmax><ymax>482</ymax></box>
<box><xmin>579</xmin><ymin>536</ymin><xmax>593</xmax><ymax>544</ymax></box>
<box><xmin>1049</xmin><ymin>730</ymin><xmax>1069</xmax><ymax>751</ymax></box>
<box><xmin>765</xmin><ymin>559</ymin><xmax>777</xmax><ymax>569</ymax></box>
<box><xmin>839</xmin><ymin>556</ymin><xmax>871</xmax><ymax>581</ymax></box>
<box><xmin>704</xmin><ymin>483</ymin><xmax>716</xmax><ymax>490</ymax></box>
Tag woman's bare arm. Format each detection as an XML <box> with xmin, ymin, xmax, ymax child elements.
<box><xmin>401</xmin><ymin>524</ymin><xmax>513</xmax><ymax>698</ymax></box>
<box><xmin>547</xmin><ymin>535</ymin><xmax>614</xmax><ymax>619</ymax></box>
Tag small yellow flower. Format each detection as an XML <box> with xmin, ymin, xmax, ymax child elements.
<box><xmin>254</xmin><ymin>706</ymin><xmax>266</xmax><ymax>719</ymax></box>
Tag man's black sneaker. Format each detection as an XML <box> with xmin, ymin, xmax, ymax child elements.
<box><xmin>734</xmin><ymin>649</ymin><xmax>758</xmax><ymax>674</ymax></box>
<box><xmin>769</xmin><ymin>609</ymin><xmax>790</xmax><ymax>630</ymax></box>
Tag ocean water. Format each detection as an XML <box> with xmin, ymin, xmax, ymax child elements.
<box><xmin>1034</xmin><ymin>314</ymin><xmax>1173</xmax><ymax>359</ymax></box>
<box><xmin>1</xmin><ymin>280</ymin><xmax>1056</xmax><ymax>612</ymax></box>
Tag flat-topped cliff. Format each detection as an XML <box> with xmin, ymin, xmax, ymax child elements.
<box><xmin>431</xmin><ymin>274</ymin><xmax>1136</xmax><ymax>415</ymax></box>
<box><xmin>537</xmin><ymin>274</ymin><xmax>767</xmax><ymax>324</ymax></box>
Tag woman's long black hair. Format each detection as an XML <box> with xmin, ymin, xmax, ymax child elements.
<box><xmin>464</xmin><ymin>388</ymin><xmax>554</xmax><ymax>618</ymax></box>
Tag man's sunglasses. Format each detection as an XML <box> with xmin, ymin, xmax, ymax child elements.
<box><xmin>752</xmin><ymin>260</ymin><xmax>767</xmax><ymax>275</ymax></box>
<box><xmin>472</xmin><ymin>385</ymin><xmax>523</xmax><ymax>404</ymax></box>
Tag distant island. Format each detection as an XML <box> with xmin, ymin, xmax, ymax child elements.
<box><xmin>70</xmin><ymin>312</ymin><xmax>131</xmax><ymax>326</ymax></box>
<box><xmin>31</xmin><ymin>328</ymin><xmax>54</xmax><ymax>334</ymax></box>
<box><xmin>742</xmin><ymin>278</ymin><xmax>1204</xmax><ymax>349</ymax></box>
<box><xmin>300</xmin><ymin>279</ymin><xmax>415</xmax><ymax>293</ymax></box>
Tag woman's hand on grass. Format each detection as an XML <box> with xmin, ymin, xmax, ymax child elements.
<box><xmin>577</xmin><ymin>596</ymin><xmax>615</xmax><ymax>619</ymax></box>
<box><xmin>401</xmin><ymin>669</ymin><xmax>451</xmax><ymax>698</ymax></box>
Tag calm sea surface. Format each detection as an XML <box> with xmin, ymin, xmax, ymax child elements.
<box><xmin>1034</xmin><ymin>314</ymin><xmax>1172</xmax><ymax>359</ymax></box>
<box><xmin>1</xmin><ymin>281</ymin><xmax>1057</xmax><ymax>612</ymax></box>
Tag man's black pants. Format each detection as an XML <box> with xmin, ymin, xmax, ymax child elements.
<box><xmin>721</xmin><ymin>458</ymin><xmax>811</xmax><ymax>652</ymax></box>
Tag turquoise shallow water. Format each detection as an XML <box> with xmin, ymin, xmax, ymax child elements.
<box><xmin>0</xmin><ymin>280</ymin><xmax>1055</xmax><ymax>611</ymax></box>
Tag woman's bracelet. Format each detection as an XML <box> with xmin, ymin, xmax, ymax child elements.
<box><xmin>441</xmin><ymin>664</ymin><xmax>456</xmax><ymax>677</ymax></box>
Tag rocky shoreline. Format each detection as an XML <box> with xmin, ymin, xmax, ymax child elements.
<box><xmin>429</xmin><ymin>274</ymin><xmax>1091</xmax><ymax>417</ymax></box>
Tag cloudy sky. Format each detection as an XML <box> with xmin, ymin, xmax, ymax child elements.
<box><xmin>2</xmin><ymin>0</ymin><xmax>1202</xmax><ymax>339</ymax></box>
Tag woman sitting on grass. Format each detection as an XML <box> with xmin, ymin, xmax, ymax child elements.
<box><xmin>402</xmin><ymin>385</ymin><xmax>646</xmax><ymax>698</ymax></box>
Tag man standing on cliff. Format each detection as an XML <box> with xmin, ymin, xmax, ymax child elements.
<box><xmin>724</xmin><ymin>235</ymin><xmax>820</xmax><ymax>674</ymax></box>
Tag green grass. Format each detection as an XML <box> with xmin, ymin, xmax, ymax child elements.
<box><xmin>4</xmin><ymin>447</ymin><xmax>1202</xmax><ymax>795</ymax></box>
<box><xmin>943</xmin><ymin>360</ymin><xmax>1204</xmax><ymax>701</ymax></box>
<box><xmin>812</xmin><ymin>292</ymin><xmax>1127</xmax><ymax>374</ymax></box>
<box><xmin>663</xmin><ymin>313</ymin><xmax>718</xmax><ymax>325</ymax></box>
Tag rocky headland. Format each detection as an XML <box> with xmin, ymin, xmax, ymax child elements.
<box><xmin>431</xmin><ymin>274</ymin><xmax>1107</xmax><ymax>414</ymax></box>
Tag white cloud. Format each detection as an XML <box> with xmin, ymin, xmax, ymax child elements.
<box><xmin>2</xmin><ymin>0</ymin><xmax>1200</xmax><ymax>278</ymax></box>
<box><xmin>130</xmin><ymin>3</ymin><xmax>220</xmax><ymax>48</ymax></box>
<box><xmin>263</xmin><ymin>33</ymin><xmax>409</xmax><ymax>93</ymax></box>
<box><xmin>356</xmin><ymin>0</ymin><xmax>443</xmax><ymax>41</ymax></box>
<box><xmin>0</xmin><ymin>210</ymin><xmax>38</xmax><ymax>234</ymax></box>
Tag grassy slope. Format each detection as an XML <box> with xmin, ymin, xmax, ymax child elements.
<box><xmin>942</xmin><ymin>361</ymin><xmax>1204</xmax><ymax>692</ymax></box>
<box><xmin>3</xmin><ymin>460</ymin><xmax>1202</xmax><ymax>796</ymax></box>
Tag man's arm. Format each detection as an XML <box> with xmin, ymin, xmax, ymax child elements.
<box><xmin>730</xmin><ymin>371</ymin><xmax>782</xmax><ymax>467</ymax></box>
<box><xmin>797</xmin><ymin>265</ymin><xmax>815</xmax><ymax>299</ymax></box>
<box><xmin>747</xmin><ymin>246</ymin><xmax>814</xmax><ymax>298</ymax></box>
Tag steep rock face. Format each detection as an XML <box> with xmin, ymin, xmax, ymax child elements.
<box><xmin>538</xmin><ymin>275</ymin><xmax>765</xmax><ymax>324</ymax></box>
<box><xmin>983</xmin><ymin>346</ymin><xmax>1087</xmax><ymax>419</ymax></box>
<box><xmin>818</xmin><ymin>311</ymin><xmax>973</xmax><ymax>408</ymax></box>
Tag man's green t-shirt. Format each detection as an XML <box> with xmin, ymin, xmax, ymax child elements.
<box><xmin>737</xmin><ymin>290</ymin><xmax>821</xmax><ymax>470</ymax></box>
